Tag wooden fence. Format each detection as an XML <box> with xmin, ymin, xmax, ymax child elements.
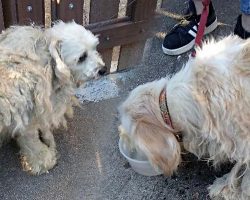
<box><xmin>0</xmin><ymin>0</ymin><xmax>158</xmax><ymax>72</ymax></box>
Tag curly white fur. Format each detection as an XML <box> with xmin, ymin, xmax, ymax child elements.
<box><xmin>0</xmin><ymin>21</ymin><xmax>105</xmax><ymax>175</ymax></box>
<box><xmin>119</xmin><ymin>35</ymin><xmax>250</xmax><ymax>199</ymax></box>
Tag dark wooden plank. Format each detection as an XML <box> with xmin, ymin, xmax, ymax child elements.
<box><xmin>114</xmin><ymin>0</ymin><xmax>158</xmax><ymax>70</ymax></box>
<box><xmin>1</xmin><ymin>0</ymin><xmax>18</xmax><ymax>28</ymax></box>
<box><xmin>51</xmin><ymin>0</ymin><xmax>57</xmax><ymax>22</ymax></box>
<box><xmin>89</xmin><ymin>0</ymin><xmax>120</xmax><ymax>71</ymax></box>
<box><xmin>53</xmin><ymin>0</ymin><xmax>83</xmax><ymax>24</ymax></box>
<box><xmin>90</xmin><ymin>0</ymin><xmax>120</xmax><ymax>23</ymax></box>
<box><xmin>16</xmin><ymin>0</ymin><xmax>44</xmax><ymax>25</ymax></box>
<box><xmin>86</xmin><ymin>17</ymin><xmax>129</xmax><ymax>30</ymax></box>
<box><xmin>99</xmin><ymin>48</ymin><xmax>113</xmax><ymax>72</ymax></box>
<box><xmin>131</xmin><ymin>0</ymin><xmax>157</xmax><ymax>21</ymax></box>
<box><xmin>80</xmin><ymin>0</ymin><xmax>158</xmax><ymax>48</ymax></box>
<box><xmin>0</xmin><ymin>0</ymin><xmax>5</xmax><ymax>32</ymax></box>
<box><xmin>126</xmin><ymin>0</ymin><xmax>135</xmax><ymax>19</ymax></box>
<box><xmin>117</xmin><ymin>41</ymin><xmax>145</xmax><ymax>71</ymax></box>
<box><xmin>90</xmin><ymin>21</ymin><xmax>150</xmax><ymax>50</ymax></box>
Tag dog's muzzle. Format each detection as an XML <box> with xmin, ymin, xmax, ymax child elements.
<box><xmin>98</xmin><ymin>66</ymin><xmax>107</xmax><ymax>76</ymax></box>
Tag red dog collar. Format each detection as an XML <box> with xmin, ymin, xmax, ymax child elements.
<box><xmin>159</xmin><ymin>89</ymin><xmax>174</xmax><ymax>129</ymax></box>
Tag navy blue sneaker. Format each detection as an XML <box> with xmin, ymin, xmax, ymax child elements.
<box><xmin>162</xmin><ymin>0</ymin><xmax>218</xmax><ymax>55</ymax></box>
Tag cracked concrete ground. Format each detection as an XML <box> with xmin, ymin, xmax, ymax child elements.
<box><xmin>0</xmin><ymin>0</ymin><xmax>240</xmax><ymax>199</ymax></box>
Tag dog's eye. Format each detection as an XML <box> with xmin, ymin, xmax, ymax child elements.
<box><xmin>78</xmin><ymin>52</ymin><xmax>87</xmax><ymax>63</ymax></box>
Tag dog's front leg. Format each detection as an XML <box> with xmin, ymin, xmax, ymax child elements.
<box><xmin>208</xmin><ymin>163</ymin><xmax>245</xmax><ymax>200</ymax></box>
<box><xmin>38</xmin><ymin>129</ymin><xmax>56</xmax><ymax>149</ymax></box>
<box><xmin>240</xmin><ymin>167</ymin><xmax>250</xmax><ymax>199</ymax></box>
<box><xmin>16</xmin><ymin>129</ymin><xmax>57</xmax><ymax>175</ymax></box>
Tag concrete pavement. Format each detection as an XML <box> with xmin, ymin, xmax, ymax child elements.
<box><xmin>0</xmin><ymin>0</ymin><xmax>240</xmax><ymax>199</ymax></box>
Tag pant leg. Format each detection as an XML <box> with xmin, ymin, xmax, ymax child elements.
<box><xmin>241</xmin><ymin>0</ymin><xmax>250</xmax><ymax>15</ymax></box>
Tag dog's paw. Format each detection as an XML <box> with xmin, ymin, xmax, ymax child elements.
<box><xmin>20</xmin><ymin>146</ymin><xmax>57</xmax><ymax>175</ymax></box>
<box><xmin>241</xmin><ymin>170</ymin><xmax>250</xmax><ymax>199</ymax></box>
<box><xmin>208</xmin><ymin>175</ymin><xmax>242</xmax><ymax>200</ymax></box>
<box><xmin>208</xmin><ymin>174</ymin><xmax>228</xmax><ymax>199</ymax></box>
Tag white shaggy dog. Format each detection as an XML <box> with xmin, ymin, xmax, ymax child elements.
<box><xmin>0</xmin><ymin>21</ymin><xmax>105</xmax><ymax>175</ymax></box>
<box><xmin>119</xmin><ymin>35</ymin><xmax>250</xmax><ymax>200</ymax></box>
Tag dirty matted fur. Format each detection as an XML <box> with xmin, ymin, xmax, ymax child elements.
<box><xmin>119</xmin><ymin>35</ymin><xmax>250</xmax><ymax>200</ymax></box>
<box><xmin>0</xmin><ymin>21</ymin><xmax>105</xmax><ymax>175</ymax></box>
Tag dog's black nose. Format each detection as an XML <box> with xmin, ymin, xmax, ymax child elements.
<box><xmin>98</xmin><ymin>66</ymin><xmax>107</xmax><ymax>75</ymax></box>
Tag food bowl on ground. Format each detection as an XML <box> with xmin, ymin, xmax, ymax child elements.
<box><xmin>118</xmin><ymin>138</ymin><xmax>163</xmax><ymax>176</ymax></box>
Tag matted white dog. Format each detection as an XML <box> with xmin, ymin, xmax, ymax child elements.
<box><xmin>119</xmin><ymin>35</ymin><xmax>250</xmax><ymax>200</ymax></box>
<box><xmin>0</xmin><ymin>21</ymin><xmax>105</xmax><ymax>175</ymax></box>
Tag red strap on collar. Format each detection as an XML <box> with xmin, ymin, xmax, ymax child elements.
<box><xmin>159</xmin><ymin>89</ymin><xmax>174</xmax><ymax>129</ymax></box>
<box><xmin>191</xmin><ymin>0</ymin><xmax>211</xmax><ymax>57</ymax></box>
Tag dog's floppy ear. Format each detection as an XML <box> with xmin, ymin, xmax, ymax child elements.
<box><xmin>134</xmin><ymin>121</ymin><xmax>181</xmax><ymax>176</ymax></box>
<box><xmin>49</xmin><ymin>39</ymin><xmax>71</xmax><ymax>82</ymax></box>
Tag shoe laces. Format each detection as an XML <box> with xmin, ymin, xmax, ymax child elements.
<box><xmin>170</xmin><ymin>19</ymin><xmax>197</xmax><ymax>34</ymax></box>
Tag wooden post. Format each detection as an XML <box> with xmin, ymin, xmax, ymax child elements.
<box><xmin>1</xmin><ymin>0</ymin><xmax>18</xmax><ymax>28</ymax></box>
<box><xmin>44</xmin><ymin>0</ymin><xmax>51</xmax><ymax>28</ymax></box>
<box><xmin>52</xmin><ymin>0</ymin><xmax>83</xmax><ymax>24</ymax></box>
<box><xmin>131</xmin><ymin>0</ymin><xmax>157</xmax><ymax>21</ymax></box>
<box><xmin>90</xmin><ymin>0</ymin><xmax>120</xmax><ymax>72</ymax></box>
<box><xmin>2</xmin><ymin>0</ymin><xmax>44</xmax><ymax>26</ymax></box>
<box><xmin>117</xmin><ymin>0</ymin><xmax>157</xmax><ymax>70</ymax></box>
<box><xmin>0</xmin><ymin>0</ymin><xmax>4</xmax><ymax>32</ymax></box>
<box><xmin>16</xmin><ymin>0</ymin><xmax>44</xmax><ymax>25</ymax></box>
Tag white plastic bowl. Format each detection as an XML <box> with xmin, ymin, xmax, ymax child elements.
<box><xmin>119</xmin><ymin>138</ymin><xmax>163</xmax><ymax>176</ymax></box>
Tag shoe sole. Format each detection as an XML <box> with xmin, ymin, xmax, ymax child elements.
<box><xmin>162</xmin><ymin>18</ymin><xmax>218</xmax><ymax>56</ymax></box>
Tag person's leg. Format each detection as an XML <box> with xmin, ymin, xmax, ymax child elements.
<box><xmin>242</xmin><ymin>14</ymin><xmax>250</xmax><ymax>32</ymax></box>
<box><xmin>241</xmin><ymin>0</ymin><xmax>250</xmax><ymax>32</ymax></box>
<box><xmin>234</xmin><ymin>0</ymin><xmax>250</xmax><ymax>39</ymax></box>
<box><xmin>162</xmin><ymin>0</ymin><xmax>217</xmax><ymax>56</ymax></box>
<box><xmin>193</xmin><ymin>0</ymin><xmax>203</xmax><ymax>15</ymax></box>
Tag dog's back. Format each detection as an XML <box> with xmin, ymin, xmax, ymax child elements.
<box><xmin>0</xmin><ymin>48</ymin><xmax>52</xmax><ymax>141</ymax></box>
<box><xmin>182</xmin><ymin>36</ymin><xmax>250</xmax><ymax>163</ymax></box>
<box><xmin>0</xmin><ymin>26</ymin><xmax>50</xmax><ymax>66</ymax></box>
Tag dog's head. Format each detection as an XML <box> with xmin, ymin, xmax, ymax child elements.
<box><xmin>47</xmin><ymin>21</ymin><xmax>106</xmax><ymax>86</ymax></box>
<box><xmin>119</xmin><ymin>79</ymin><xmax>181</xmax><ymax>176</ymax></box>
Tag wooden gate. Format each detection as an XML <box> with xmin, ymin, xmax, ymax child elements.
<box><xmin>0</xmin><ymin>0</ymin><xmax>157</xmax><ymax>72</ymax></box>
